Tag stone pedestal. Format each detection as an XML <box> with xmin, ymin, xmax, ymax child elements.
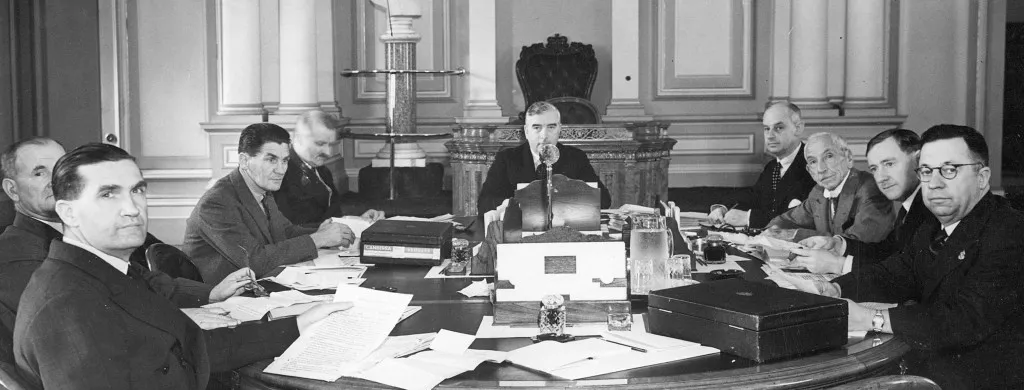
<box><xmin>446</xmin><ymin>122</ymin><xmax>676</xmax><ymax>216</ymax></box>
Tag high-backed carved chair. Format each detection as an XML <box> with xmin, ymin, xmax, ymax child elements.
<box><xmin>514</xmin><ymin>34</ymin><xmax>600</xmax><ymax>124</ymax></box>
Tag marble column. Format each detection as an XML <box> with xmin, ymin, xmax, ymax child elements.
<box><xmin>605</xmin><ymin>0</ymin><xmax>648</xmax><ymax>120</ymax></box>
<box><xmin>788</xmin><ymin>0</ymin><xmax>831</xmax><ymax>110</ymax></box>
<box><xmin>844</xmin><ymin>0</ymin><xmax>886</xmax><ymax>107</ymax></box>
<box><xmin>218</xmin><ymin>0</ymin><xmax>263</xmax><ymax>116</ymax></box>
<box><xmin>460</xmin><ymin>0</ymin><xmax>503</xmax><ymax>122</ymax></box>
<box><xmin>371</xmin><ymin>0</ymin><xmax>426</xmax><ymax>164</ymax></box>
<box><xmin>278</xmin><ymin>0</ymin><xmax>318</xmax><ymax>114</ymax></box>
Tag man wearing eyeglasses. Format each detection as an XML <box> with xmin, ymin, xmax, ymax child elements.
<box><xmin>765</xmin><ymin>132</ymin><xmax>894</xmax><ymax>243</ymax></box>
<box><xmin>788</xmin><ymin>125</ymin><xmax>1024</xmax><ymax>389</ymax></box>
<box><xmin>788</xmin><ymin>129</ymin><xmax>932</xmax><ymax>275</ymax></box>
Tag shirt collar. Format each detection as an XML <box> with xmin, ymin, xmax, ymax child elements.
<box><xmin>943</xmin><ymin>221</ymin><xmax>961</xmax><ymax>236</ymax></box>
<box><xmin>901</xmin><ymin>186</ymin><xmax>921</xmax><ymax>212</ymax></box>
<box><xmin>239</xmin><ymin>168</ymin><xmax>267</xmax><ymax>203</ymax></box>
<box><xmin>822</xmin><ymin>169</ymin><xmax>852</xmax><ymax>199</ymax></box>
<box><xmin>63</xmin><ymin>236</ymin><xmax>129</xmax><ymax>275</ymax></box>
<box><xmin>29</xmin><ymin>215</ymin><xmax>63</xmax><ymax>234</ymax></box>
<box><xmin>776</xmin><ymin>143</ymin><xmax>802</xmax><ymax>175</ymax></box>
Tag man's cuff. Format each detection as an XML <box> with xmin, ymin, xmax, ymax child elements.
<box><xmin>834</xmin><ymin>235</ymin><xmax>848</xmax><ymax>255</ymax></box>
<box><xmin>841</xmin><ymin>255</ymin><xmax>855</xmax><ymax>275</ymax></box>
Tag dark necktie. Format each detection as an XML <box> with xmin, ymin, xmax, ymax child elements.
<box><xmin>825</xmin><ymin>196</ymin><xmax>838</xmax><ymax>230</ymax></box>
<box><xmin>929</xmin><ymin>228</ymin><xmax>948</xmax><ymax>255</ymax></box>
<box><xmin>260</xmin><ymin>195</ymin><xmax>272</xmax><ymax>222</ymax></box>
<box><xmin>894</xmin><ymin>206</ymin><xmax>908</xmax><ymax>237</ymax></box>
<box><xmin>535</xmin><ymin>164</ymin><xmax>548</xmax><ymax>182</ymax></box>
<box><xmin>769</xmin><ymin>161</ymin><xmax>782</xmax><ymax>215</ymax></box>
<box><xmin>127</xmin><ymin>262</ymin><xmax>148</xmax><ymax>281</ymax></box>
<box><xmin>303</xmin><ymin>165</ymin><xmax>332</xmax><ymax>208</ymax></box>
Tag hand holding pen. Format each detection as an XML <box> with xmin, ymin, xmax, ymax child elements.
<box><xmin>237</xmin><ymin>245</ymin><xmax>269</xmax><ymax>297</ymax></box>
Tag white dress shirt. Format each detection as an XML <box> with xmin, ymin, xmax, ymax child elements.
<box><xmin>63</xmin><ymin>236</ymin><xmax>129</xmax><ymax>275</ymax></box>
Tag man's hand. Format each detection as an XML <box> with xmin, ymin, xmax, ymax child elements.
<box><xmin>360</xmin><ymin>209</ymin><xmax>385</xmax><ymax>222</ymax></box>
<box><xmin>844</xmin><ymin>299</ymin><xmax>876</xmax><ymax>331</ymax></box>
<box><xmin>310</xmin><ymin>222</ymin><xmax>354</xmax><ymax>248</ymax></box>
<box><xmin>182</xmin><ymin>307</ymin><xmax>241</xmax><ymax>330</ymax></box>
<box><xmin>296</xmin><ymin>302</ymin><xmax>355</xmax><ymax>334</ymax></box>
<box><xmin>799</xmin><ymin>235</ymin><xmax>844</xmax><ymax>254</ymax></box>
<box><xmin>724</xmin><ymin>209</ymin><xmax>749</xmax><ymax>227</ymax></box>
<box><xmin>209</xmin><ymin>267</ymin><xmax>254</xmax><ymax>303</ymax></box>
<box><xmin>789</xmin><ymin>247</ymin><xmax>846</xmax><ymax>274</ymax></box>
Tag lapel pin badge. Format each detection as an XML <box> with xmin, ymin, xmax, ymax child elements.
<box><xmin>958</xmin><ymin>250</ymin><xmax>965</xmax><ymax>261</ymax></box>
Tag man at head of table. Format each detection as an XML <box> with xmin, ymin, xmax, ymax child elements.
<box><xmin>791</xmin><ymin>124</ymin><xmax>1024</xmax><ymax>390</ymax></box>
<box><xmin>184</xmin><ymin>122</ymin><xmax>355</xmax><ymax>283</ymax></box>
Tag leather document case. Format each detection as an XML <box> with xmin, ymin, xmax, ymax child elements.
<box><xmin>647</xmin><ymin>278</ymin><xmax>847</xmax><ymax>362</ymax></box>
<box><xmin>360</xmin><ymin>220</ymin><xmax>453</xmax><ymax>266</ymax></box>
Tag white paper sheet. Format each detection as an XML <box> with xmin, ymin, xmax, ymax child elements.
<box><xmin>549</xmin><ymin>345</ymin><xmax>720</xmax><ymax>380</ymax></box>
<box><xmin>693</xmin><ymin>257</ymin><xmax>745</xmax><ymax>273</ymax></box>
<box><xmin>350</xmin><ymin>348</ymin><xmax>506</xmax><ymax>390</ymax></box>
<box><xmin>263</xmin><ymin>286</ymin><xmax>413</xmax><ymax>381</ymax></box>
<box><xmin>475</xmin><ymin>315</ymin><xmax>648</xmax><ymax>339</ymax></box>
<box><xmin>458</xmin><ymin>280</ymin><xmax>492</xmax><ymax>298</ymax></box>
<box><xmin>430</xmin><ymin>329</ymin><xmax>475</xmax><ymax>355</ymax></box>
<box><xmin>268</xmin><ymin>266</ymin><xmax>368</xmax><ymax>290</ymax></box>
<box><xmin>203</xmin><ymin>291</ymin><xmax>331</xmax><ymax>322</ymax></box>
<box><xmin>507</xmin><ymin>339</ymin><xmax>629</xmax><ymax>372</ymax></box>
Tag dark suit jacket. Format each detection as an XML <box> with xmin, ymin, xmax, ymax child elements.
<box><xmin>737</xmin><ymin>144</ymin><xmax>818</xmax><ymax>227</ymax></box>
<box><xmin>844</xmin><ymin>191</ymin><xmax>933</xmax><ymax>273</ymax></box>
<box><xmin>14</xmin><ymin>241</ymin><xmax>300</xmax><ymax>390</ymax></box>
<box><xmin>0</xmin><ymin>212</ymin><xmax>212</xmax><ymax>364</ymax></box>
<box><xmin>834</xmin><ymin>193</ymin><xmax>1024</xmax><ymax>389</ymax></box>
<box><xmin>767</xmin><ymin>168</ymin><xmax>894</xmax><ymax>243</ymax></box>
<box><xmin>274</xmin><ymin>148</ymin><xmax>343</xmax><ymax>226</ymax></box>
<box><xmin>184</xmin><ymin>169</ymin><xmax>318</xmax><ymax>283</ymax></box>
<box><xmin>477</xmin><ymin>142</ymin><xmax>611</xmax><ymax>215</ymax></box>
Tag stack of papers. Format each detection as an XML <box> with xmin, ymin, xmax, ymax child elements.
<box><xmin>693</xmin><ymin>256</ymin><xmax>746</xmax><ymax>273</ymax></box>
<box><xmin>266</xmin><ymin>265</ymin><xmax>368</xmax><ymax>290</ymax></box>
<box><xmin>505</xmin><ymin>334</ymin><xmax>718</xmax><ymax>380</ymax></box>
<box><xmin>203</xmin><ymin>290</ymin><xmax>332</xmax><ymax>322</ymax></box>
<box><xmin>264</xmin><ymin>285</ymin><xmax>414</xmax><ymax>381</ymax></box>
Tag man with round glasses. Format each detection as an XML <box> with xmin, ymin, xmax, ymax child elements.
<box><xmin>787</xmin><ymin>124</ymin><xmax>1024</xmax><ymax>389</ymax></box>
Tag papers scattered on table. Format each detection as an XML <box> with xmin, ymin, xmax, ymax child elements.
<box><xmin>458</xmin><ymin>280</ymin><xmax>492</xmax><ymax>298</ymax></box>
<box><xmin>693</xmin><ymin>256</ymin><xmax>746</xmax><ymax>273</ymax></box>
<box><xmin>264</xmin><ymin>285</ymin><xmax>413</xmax><ymax>381</ymax></box>
<box><xmin>761</xmin><ymin>264</ymin><xmax>838</xmax><ymax>290</ymax></box>
<box><xmin>289</xmin><ymin>250</ymin><xmax>365</xmax><ymax>268</ymax></box>
<box><xmin>266</xmin><ymin>265</ymin><xmax>367</xmax><ymax>290</ymax></box>
<box><xmin>475</xmin><ymin>314</ymin><xmax>647</xmax><ymax>339</ymax></box>
<box><xmin>505</xmin><ymin>335</ymin><xmax>719</xmax><ymax>380</ymax></box>
<box><xmin>203</xmin><ymin>290</ymin><xmax>332</xmax><ymax>322</ymax></box>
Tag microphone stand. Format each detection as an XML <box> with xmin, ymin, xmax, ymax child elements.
<box><xmin>545</xmin><ymin>163</ymin><xmax>554</xmax><ymax>230</ymax></box>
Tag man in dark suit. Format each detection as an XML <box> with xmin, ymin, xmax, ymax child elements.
<box><xmin>712</xmin><ymin>102</ymin><xmax>817</xmax><ymax>227</ymax></box>
<box><xmin>791</xmin><ymin>129</ymin><xmax>932</xmax><ymax>274</ymax></box>
<box><xmin>0</xmin><ymin>138</ymin><xmax>253</xmax><ymax>364</ymax></box>
<box><xmin>274</xmin><ymin>110</ymin><xmax>382</xmax><ymax>226</ymax></box>
<box><xmin>477</xmin><ymin>101</ymin><xmax>611</xmax><ymax>215</ymax></box>
<box><xmin>13</xmin><ymin>143</ymin><xmax>351</xmax><ymax>389</ymax></box>
<box><xmin>792</xmin><ymin>125</ymin><xmax>1024</xmax><ymax>389</ymax></box>
<box><xmin>767</xmin><ymin>132</ymin><xmax>894</xmax><ymax>243</ymax></box>
<box><xmin>185</xmin><ymin>123</ymin><xmax>354</xmax><ymax>283</ymax></box>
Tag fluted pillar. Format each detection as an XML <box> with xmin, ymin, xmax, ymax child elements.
<box><xmin>277</xmin><ymin>0</ymin><xmax>318</xmax><ymax>114</ymax></box>
<box><xmin>788</xmin><ymin>0</ymin><xmax>830</xmax><ymax>110</ymax></box>
<box><xmin>844</xmin><ymin>0</ymin><xmax>886</xmax><ymax>107</ymax></box>
<box><xmin>371</xmin><ymin>0</ymin><xmax>426</xmax><ymax>163</ymax></box>
<box><xmin>460</xmin><ymin>0</ymin><xmax>503</xmax><ymax>121</ymax></box>
<box><xmin>218</xmin><ymin>0</ymin><xmax>263</xmax><ymax>115</ymax></box>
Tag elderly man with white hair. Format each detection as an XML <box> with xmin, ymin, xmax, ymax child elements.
<box><xmin>766</xmin><ymin>132</ymin><xmax>894</xmax><ymax>243</ymax></box>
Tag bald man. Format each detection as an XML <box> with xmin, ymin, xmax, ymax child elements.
<box><xmin>275</xmin><ymin>110</ymin><xmax>381</xmax><ymax>226</ymax></box>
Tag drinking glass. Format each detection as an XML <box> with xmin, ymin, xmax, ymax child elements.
<box><xmin>629</xmin><ymin>214</ymin><xmax>672</xmax><ymax>295</ymax></box>
<box><xmin>666</xmin><ymin>254</ymin><xmax>692</xmax><ymax>287</ymax></box>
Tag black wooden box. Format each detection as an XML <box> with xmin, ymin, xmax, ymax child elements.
<box><xmin>360</xmin><ymin>220</ymin><xmax>452</xmax><ymax>266</ymax></box>
<box><xmin>648</xmin><ymin>278</ymin><xmax>847</xmax><ymax>362</ymax></box>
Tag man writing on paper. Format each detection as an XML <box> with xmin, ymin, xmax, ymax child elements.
<box><xmin>476</xmin><ymin>101</ymin><xmax>611</xmax><ymax>216</ymax></box>
<box><xmin>185</xmin><ymin>123</ymin><xmax>354</xmax><ymax>283</ymax></box>
<box><xmin>0</xmin><ymin>138</ymin><xmax>254</xmax><ymax>363</ymax></box>
<box><xmin>765</xmin><ymin>132</ymin><xmax>894</xmax><ymax>243</ymax></box>
<box><xmin>786</xmin><ymin>125</ymin><xmax>1024</xmax><ymax>389</ymax></box>
<box><xmin>710</xmin><ymin>102</ymin><xmax>817</xmax><ymax>227</ymax></box>
<box><xmin>274</xmin><ymin>110</ymin><xmax>383</xmax><ymax>226</ymax></box>
<box><xmin>13</xmin><ymin>143</ymin><xmax>352</xmax><ymax>389</ymax></box>
<box><xmin>788</xmin><ymin>129</ymin><xmax>932</xmax><ymax>274</ymax></box>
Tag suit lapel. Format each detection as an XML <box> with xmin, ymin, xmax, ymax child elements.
<box><xmin>920</xmin><ymin>195</ymin><xmax>993</xmax><ymax>299</ymax></box>
<box><xmin>12</xmin><ymin>212</ymin><xmax>62</xmax><ymax>244</ymax></box>
<box><xmin>832</xmin><ymin>169</ymin><xmax>861</xmax><ymax>232</ymax></box>
<box><xmin>810</xmin><ymin>189</ymin><xmax>830</xmax><ymax>233</ymax></box>
<box><xmin>519</xmin><ymin>143</ymin><xmax>539</xmax><ymax>182</ymax></box>
<box><xmin>50</xmin><ymin>241</ymin><xmax>189</xmax><ymax>342</ymax></box>
<box><xmin>229</xmin><ymin>169</ymin><xmax>273</xmax><ymax>242</ymax></box>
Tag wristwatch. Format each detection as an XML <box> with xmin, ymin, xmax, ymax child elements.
<box><xmin>871</xmin><ymin>310</ymin><xmax>885</xmax><ymax>333</ymax></box>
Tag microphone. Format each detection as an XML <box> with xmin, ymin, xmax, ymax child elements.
<box><xmin>539</xmin><ymin>144</ymin><xmax>560</xmax><ymax>166</ymax></box>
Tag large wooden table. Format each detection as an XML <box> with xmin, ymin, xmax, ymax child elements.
<box><xmin>238</xmin><ymin>227</ymin><xmax>909</xmax><ymax>389</ymax></box>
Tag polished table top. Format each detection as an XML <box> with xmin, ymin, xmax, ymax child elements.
<box><xmin>240</xmin><ymin>223</ymin><xmax>909</xmax><ymax>389</ymax></box>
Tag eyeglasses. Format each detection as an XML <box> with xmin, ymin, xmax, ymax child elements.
<box><xmin>915</xmin><ymin>163</ymin><xmax>984</xmax><ymax>180</ymax></box>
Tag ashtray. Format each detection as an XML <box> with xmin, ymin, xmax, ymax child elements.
<box><xmin>709</xmin><ymin>269</ymin><xmax>744</xmax><ymax>280</ymax></box>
